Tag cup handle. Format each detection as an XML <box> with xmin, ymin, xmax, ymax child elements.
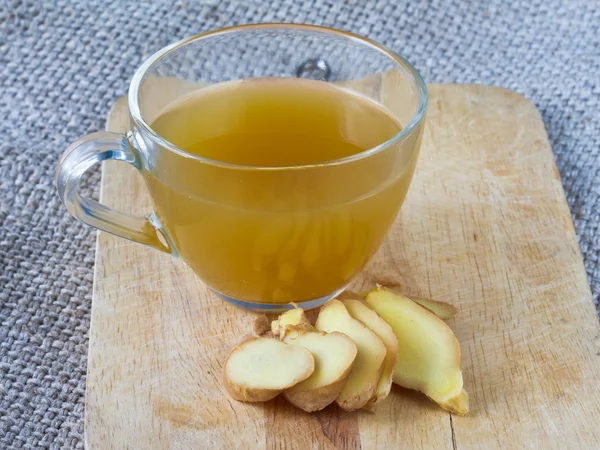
<box><xmin>56</xmin><ymin>131</ymin><xmax>173</xmax><ymax>254</ymax></box>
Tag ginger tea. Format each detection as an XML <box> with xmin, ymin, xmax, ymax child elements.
<box><xmin>145</xmin><ymin>78</ymin><xmax>419</xmax><ymax>303</ymax></box>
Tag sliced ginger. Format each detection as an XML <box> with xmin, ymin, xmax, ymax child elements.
<box><xmin>223</xmin><ymin>287</ymin><xmax>468</xmax><ymax>416</ymax></box>
<box><xmin>342</xmin><ymin>298</ymin><xmax>398</xmax><ymax>410</ymax></box>
<box><xmin>409</xmin><ymin>297</ymin><xmax>458</xmax><ymax>320</ymax></box>
<box><xmin>365</xmin><ymin>286</ymin><xmax>469</xmax><ymax>415</ymax></box>
<box><xmin>357</xmin><ymin>290</ymin><xmax>458</xmax><ymax>320</ymax></box>
<box><xmin>283</xmin><ymin>326</ymin><xmax>358</xmax><ymax>412</ymax></box>
<box><xmin>271</xmin><ymin>308</ymin><xmax>311</xmax><ymax>338</ymax></box>
<box><xmin>315</xmin><ymin>299</ymin><xmax>386</xmax><ymax>411</ymax></box>
<box><xmin>271</xmin><ymin>308</ymin><xmax>358</xmax><ymax>412</ymax></box>
<box><xmin>223</xmin><ymin>337</ymin><xmax>314</xmax><ymax>402</ymax></box>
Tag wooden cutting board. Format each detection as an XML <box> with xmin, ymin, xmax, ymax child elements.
<box><xmin>86</xmin><ymin>80</ymin><xmax>600</xmax><ymax>449</ymax></box>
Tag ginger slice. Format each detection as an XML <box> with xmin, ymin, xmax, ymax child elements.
<box><xmin>223</xmin><ymin>337</ymin><xmax>314</xmax><ymax>402</ymax></box>
<box><xmin>283</xmin><ymin>326</ymin><xmax>357</xmax><ymax>412</ymax></box>
<box><xmin>342</xmin><ymin>299</ymin><xmax>398</xmax><ymax>410</ymax></box>
<box><xmin>365</xmin><ymin>286</ymin><xmax>469</xmax><ymax>415</ymax></box>
<box><xmin>315</xmin><ymin>300</ymin><xmax>386</xmax><ymax>411</ymax></box>
<box><xmin>356</xmin><ymin>289</ymin><xmax>458</xmax><ymax>320</ymax></box>
<box><xmin>408</xmin><ymin>297</ymin><xmax>459</xmax><ymax>320</ymax></box>
<box><xmin>271</xmin><ymin>308</ymin><xmax>358</xmax><ymax>412</ymax></box>
<box><xmin>271</xmin><ymin>308</ymin><xmax>312</xmax><ymax>338</ymax></box>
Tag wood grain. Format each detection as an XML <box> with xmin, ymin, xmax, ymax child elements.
<box><xmin>85</xmin><ymin>81</ymin><xmax>600</xmax><ymax>449</ymax></box>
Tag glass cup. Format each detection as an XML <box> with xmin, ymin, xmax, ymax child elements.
<box><xmin>56</xmin><ymin>24</ymin><xmax>427</xmax><ymax>312</ymax></box>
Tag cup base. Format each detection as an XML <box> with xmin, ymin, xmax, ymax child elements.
<box><xmin>214</xmin><ymin>287</ymin><xmax>347</xmax><ymax>313</ymax></box>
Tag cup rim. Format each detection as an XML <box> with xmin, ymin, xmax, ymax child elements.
<box><xmin>128</xmin><ymin>23</ymin><xmax>428</xmax><ymax>171</ymax></box>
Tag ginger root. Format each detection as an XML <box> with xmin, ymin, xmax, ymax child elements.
<box><xmin>270</xmin><ymin>308</ymin><xmax>358</xmax><ymax>412</ymax></box>
<box><xmin>223</xmin><ymin>337</ymin><xmax>314</xmax><ymax>402</ymax></box>
<box><xmin>356</xmin><ymin>289</ymin><xmax>458</xmax><ymax>320</ymax></box>
<box><xmin>409</xmin><ymin>297</ymin><xmax>459</xmax><ymax>320</ymax></box>
<box><xmin>365</xmin><ymin>286</ymin><xmax>469</xmax><ymax>415</ymax></box>
<box><xmin>223</xmin><ymin>286</ymin><xmax>468</xmax><ymax>416</ymax></box>
<box><xmin>271</xmin><ymin>308</ymin><xmax>311</xmax><ymax>338</ymax></box>
<box><xmin>283</xmin><ymin>326</ymin><xmax>357</xmax><ymax>412</ymax></box>
<box><xmin>315</xmin><ymin>299</ymin><xmax>386</xmax><ymax>411</ymax></box>
<box><xmin>342</xmin><ymin>298</ymin><xmax>398</xmax><ymax>410</ymax></box>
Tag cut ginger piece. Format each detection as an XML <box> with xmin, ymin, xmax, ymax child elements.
<box><xmin>409</xmin><ymin>297</ymin><xmax>458</xmax><ymax>320</ymax></box>
<box><xmin>282</xmin><ymin>326</ymin><xmax>358</xmax><ymax>412</ymax></box>
<box><xmin>342</xmin><ymin>299</ymin><xmax>398</xmax><ymax>410</ymax></box>
<box><xmin>365</xmin><ymin>286</ymin><xmax>469</xmax><ymax>415</ymax></box>
<box><xmin>271</xmin><ymin>308</ymin><xmax>358</xmax><ymax>412</ymax></box>
<box><xmin>356</xmin><ymin>289</ymin><xmax>458</xmax><ymax>320</ymax></box>
<box><xmin>223</xmin><ymin>337</ymin><xmax>314</xmax><ymax>402</ymax></box>
<box><xmin>315</xmin><ymin>299</ymin><xmax>386</xmax><ymax>411</ymax></box>
<box><xmin>271</xmin><ymin>308</ymin><xmax>311</xmax><ymax>338</ymax></box>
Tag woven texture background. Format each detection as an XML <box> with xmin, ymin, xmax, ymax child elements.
<box><xmin>1</xmin><ymin>0</ymin><xmax>598</xmax><ymax>448</ymax></box>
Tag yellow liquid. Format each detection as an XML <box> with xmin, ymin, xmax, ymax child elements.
<box><xmin>146</xmin><ymin>78</ymin><xmax>418</xmax><ymax>303</ymax></box>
